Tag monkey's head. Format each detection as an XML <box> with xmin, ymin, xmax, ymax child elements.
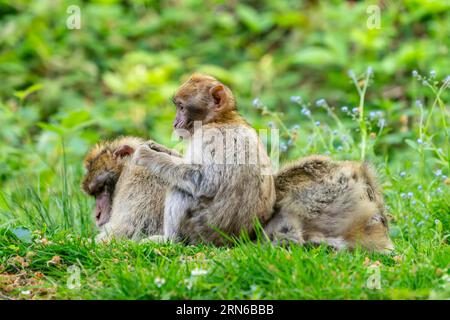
<box><xmin>341</xmin><ymin>162</ymin><xmax>394</xmax><ymax>253</ymax></box>
<box><xmin>81</xmin><ymin>137</ymin><xmax>143</xmax><ymax>227</ymax></box>
<box><xmin>352</xmin><ymin>212</ymin><xmax>394</xmax><ymax>254</ymax></box>
<box><xmin>346</xmin><ymin>187</ymin><xmax>394</xmax><ymax>253</ymax></box>
<box><xmin>171</xmin><ymin>73</ymin><xmax>236</xmax><ymax>137</ymax></box>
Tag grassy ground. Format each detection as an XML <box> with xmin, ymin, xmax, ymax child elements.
<box><xmin>0</xmin><ymin>225</ymin><xmax>449</xmax><ymax>299</ymax></box>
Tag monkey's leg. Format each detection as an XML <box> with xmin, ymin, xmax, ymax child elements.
<box><xmin>264</xmin><ymin>209</ymin><xmax>304</xmax><ymax>246</ymax></box>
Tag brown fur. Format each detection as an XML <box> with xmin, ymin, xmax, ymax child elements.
<box><xmin>82</xmin><ymin>137</ymin><xmax>175</xmax><ymax>241</ymax></box>
<box><xmin>133</xmin><ymin>74</ymin><xmax>276</xmax><ymax>245</ymax></box>
<box><xmin>264</xmin><ymin>155</ymin><xmax>394</xmax><ymax>253</ymax></box>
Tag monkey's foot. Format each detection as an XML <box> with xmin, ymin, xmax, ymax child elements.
<box><xmin>140</xmin><ymin>235</ymin><xmax>167</xmax><ymax>244</ymax></box>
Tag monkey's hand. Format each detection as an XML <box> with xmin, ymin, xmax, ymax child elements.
<box><xmin>132</xmin><ymin>144</ymin><xmax>162</xmax><ymax>167</ymax></box>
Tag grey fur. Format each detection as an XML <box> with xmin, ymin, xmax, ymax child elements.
<box><xmin>264</xmin><ymin>155</ymin><xmax>394</xmax><ymax>253</ymax></box>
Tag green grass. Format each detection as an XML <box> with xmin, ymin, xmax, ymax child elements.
<box><xmin>0</xmin><ymin>224</ymin><xmax>449</xmax><ymax>299</ymax></box>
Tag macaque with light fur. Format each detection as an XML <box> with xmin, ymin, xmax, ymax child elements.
<box><xmin>264</xmin><ymin>155</ymin><xmax>394</xmax><ymax>253</ymax></box>
<box><xmin>82</xmin><ymin>137</ymin><xmax>179</xmax><ymax>242</ymax></box>
<box><xmin>133</xmin><ymin>74</ymin><xmax>276</xmax><ymax>245</ymax></box>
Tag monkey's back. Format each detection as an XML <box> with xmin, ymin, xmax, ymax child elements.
<box><xmin>176</xmin><ymin>122</ymin><xmax>276</xmax><ymax>245</ymax></box>
<box><xmin>271</xmin><ymin>155</ymin><xmax>384</xmax><ymax>239</ymax></box>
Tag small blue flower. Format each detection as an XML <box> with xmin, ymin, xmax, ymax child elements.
<box><xmin>267</xmin><ymin>121</ymin><xmax>275</xmax><ymax>128</ymax></box>
<box><xmin>435</xmin><ymin>169</ymin><xmax>442</xmax><ymax>177</ymax></box>
<box><xmin>369</xmin><ymin>111</ymin><xmax>376</xmax><ymax>120</ymax></box>
<box><xmin>292</xmin><ymin>124</ymin><xmax>300</xmax><ymax>131</ymax></box>
<box><xmin>442</xmin><ymin>175</ymin><xmax>448</xmax><ymax>180</ymax></box>
<box><xmin>437</xmin><ymin>148</ymin><xmax>443</xmax><ymax>153</ymax></box>
<box><xmin>417</xmin><ymin>138</ymin><xmax>423</xmax><ymax>144</ymax></box>
<box><xmin>301</xmin><ymin>108</ymin><xmax>311</xmax><ymax>116</ymax></box>
<box><xmin>252</xmin><ymin>98</ymin><xmax>261</xmax><ymax>108</ymax></box>
<box><xmin>400</xmin><ymin>171</ymin><xmax>406</xmax><ymax>177</ymax></box>
<box><xmin>400</xmin><ymin>193</ymin><xmax>406</xmax><ymax>199</ymax></box>
<box><xmin>418</xmin><ymin>185</ymin><xmax>423</xmax><ymax>191</ymax></box>
<box><xmin>377</xmin><ymin>119</ymin><xmax>386</xmax><ymax>127</ymax></box>
<box><xmin>315</xmin><ymin>99</ymin><xmax>326</xmax><ymax>107</ymax></box>
<box><xmin>315</xmin><ymin>121</ymin><xmax>321</xmax><ymax>126</ymax></box>
<box><xmin>290</xmin><ymin>95</ymin><xmax>302</xmax><ymax>103</ymax></box>
<box><xmin>347</xmin><ymin>69</ymin><xmax>356</xmax><ymax>79</ymax></box>
<box><xmin>332</xmin><ymin>130</ymin><xmax>338</xmax><ymax>135</ymax></box>
<box><xmin>352</xmin><ymin>107</ymin><xmax>359</xmax><ymax>114</ymax></box>
<box><xmin>337</xmin><ymin>146</ymin><xmax>343</xmax><ymax>152</ymax></box>
<box><xmin>367</xmin><ymin>66</ymin><xmax>373</xmax><ymax>75</ymax></box>
<box><xmin>287</xmin><ymin>138</ymin><xmax>293</xmax><ymax>146</ymax></box>
<box><xmin>411</xmin><ymin>200</ymin><xmax>417</xmax><ymax>205</ymax></box>
<box><xmin>436</xmin><ymin>188</ymin><xmax>442</xmax><ymax>193</ymax></box>
<box><xmin>415</xmin><ymin>100</ymin><xmax>423</xmax><ymax>108</ymax></box>
<box><xmin>341</xmin><ymin>106</ymin><xmax>348</xmax><ymax>112</ymax></box>
<box><xmin>280</xmin><ymin>143</ymin><xmax>288</xmax><ymax>152</ymax></box>
<box><xmin>407</xmin><ymin>192</ymin><xmax>413</xmax><ymax>198</ymax></box>
<box><xmin>444</xmin><ymin>75</ymin><xmax>450</xmax><ymax>85</ymax></box>
<box><xmin>412</xmin><ymin>70</ymin><xmax>418</xmax><ymax>77</ymax></box>
<box><xmin>435</xmin><ymin>219</ymin><xmax>440</xmax><ymax>224</ymax></box>
<box><xmin>417</xmin><ymin>221</ymin><xmax>424</xmax><ymax>227</ymax></box>
<box><xmin>429</xmin><ymin>70</ymin><xmax>436</xmax><ymax>78</ymax></box>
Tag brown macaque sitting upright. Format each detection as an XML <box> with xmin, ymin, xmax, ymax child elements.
<box><xmin>264</xmin><ymin>155</ymin><xmax>394</xmax><ymax>253</ymax></box>
<box><xmin>132</xmin><ymin>73</ymin><xmax>276</xmax><ymax>245</ymax></box>
<box><xmin>82</xmin><ymin>137</ymin><xmax>179</xmax><ymax>242</ymax></box>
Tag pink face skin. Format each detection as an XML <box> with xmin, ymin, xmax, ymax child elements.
<box><xmin>95</xmin><ymin>190</ymin><xmax>112</xmax><ymax>228</ymax></box>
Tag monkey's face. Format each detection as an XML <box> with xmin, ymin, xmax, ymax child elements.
<box><xmin>172</xmin><ymin>74</ymin><xmax>235</xmax><ymax>138</ymax></box>
<box><xmin>352</xmin><ymin>213</ymin><xmax>394</xmax><ymax>254</ymax></box>
<box><xmin>82</xmin><ymin>144</ymin><xmax>135</xmax><ymax>227</ymax></box>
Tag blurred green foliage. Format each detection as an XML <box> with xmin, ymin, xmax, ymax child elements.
<box><xmin>0</xmin><ymin>0</ymin><xmax>449</xmax><ymax>188</ymax></box>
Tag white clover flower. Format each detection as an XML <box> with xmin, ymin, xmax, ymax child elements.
<box><xmin>191</xmin><ymin>268</ymin><xmax>209</xmax><ymax>276</ymax></box>
<box><xmin>154</xmin><ymin>277</ymin><xmax>166</xmax><ymax>288</ymax></box>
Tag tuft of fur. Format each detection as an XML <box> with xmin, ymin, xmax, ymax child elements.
<box><xmin>264</xmin><ymin>155</ymin><xmax>394</xmax><ymax>253</ymax></box>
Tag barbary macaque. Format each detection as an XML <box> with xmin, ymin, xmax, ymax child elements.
<box><xmin>264</xmin><ymin>155</ymin><xmax>394</xmax><ymax>253</ymax></box>
<box><xmin>133</xmin><ymin>73</ymin><xmax>276</xmax><ymax>245</ymax></box>
<box><xmin>81</xmin><ymin>137</ymin><xmax>179</xmax><ymax>241</ymax></box>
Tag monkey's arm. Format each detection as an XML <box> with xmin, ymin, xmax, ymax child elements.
<box><xmin>133</xmin><ymin>144</ymin><xmax>205</xmax><ymax>196</ymax></box>
<box><xmin>145</xmin><ymin>140</ymin><xmax>182</xmax><ymax>158</ymax></box>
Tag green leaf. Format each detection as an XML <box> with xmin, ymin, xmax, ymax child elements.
<box><xmin>13</xmin><ymin>84</ymin><xmax>43</xmax><ymax>102</ymax></box>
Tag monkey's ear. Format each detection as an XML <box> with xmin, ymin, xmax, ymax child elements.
<box><xmin>209</xmin><ymin>84</ymin><xmax>227</xmax><ymax>109</ymax></box>
<box><xmin>113</xmin><ymin>145</ymin><xmax>135</xmax><ymax>158</ymax></box>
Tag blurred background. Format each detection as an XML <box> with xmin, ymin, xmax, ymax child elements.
<box><xmin>0</xmin><ymin>0</ymin><xmax>449</xmax><ymax>189</ymax></box>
